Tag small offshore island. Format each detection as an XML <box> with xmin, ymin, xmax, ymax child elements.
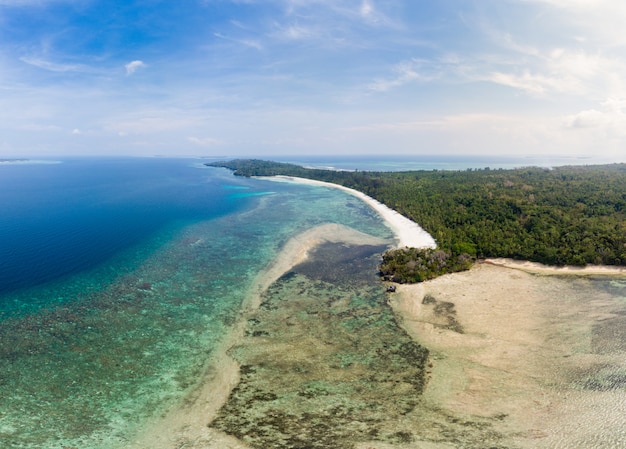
<box><xmin>135</xmin><ymin>158</ymin><xmax>624</xmax><ymax>449</ymax></box>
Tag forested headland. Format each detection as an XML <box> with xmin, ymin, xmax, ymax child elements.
<box><xmin>208</xmin><ymin>159</ymin><xmax>626</xmax><ymax>282</ymax></box>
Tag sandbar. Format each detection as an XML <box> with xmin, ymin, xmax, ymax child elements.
<box><xmin>257</xmin><ymin>175</ymin><xmax>437</xmax><ymax>249</ymax></box>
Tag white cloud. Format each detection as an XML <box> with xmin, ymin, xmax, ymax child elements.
<box><xmin>357</xmin><ymin>0</ymin><xmax>392</xmax><ymax>25</ymax></box>
<box><xmin>565</xmin><ymin>99</ymin><xmax>626</xmax><ymax>132</ymax></box>
<box><xmin>487</xmin><ymin>71</ymin><xmax>563</xmax><ymax>95</ymax></box>
<box><xmin>435</xmin><ymin>0</ymin><xmax>623</xmax><ymax>110</ymax></box>
<box><xmin>517</xmin><ymin>0</ymin><xmax>626</xmax><ymax>47</ymax></box>
<box><xmin>565</xmin><ymin>109</ymin><xmax>606</xmax><ymax>129</ymax></box>
<box><xmin>360</xmin><ymin>0</ymin><xmax>373</xmax><ymax>17</ymax></box>
<box><xmin>125</xmin><ymin>60</ymin><xmax>146</xmax><ymax>76</ymax></box>
<box><xmin>277</xmin><ymin>24</ymin><xmax>316</xmax><ymax>41</ymax></box>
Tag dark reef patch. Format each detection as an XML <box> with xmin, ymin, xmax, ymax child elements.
<box><xmin>293</xmin><ymin>242</ymin><xmax>389</xmax><ymax>285</ymax></box>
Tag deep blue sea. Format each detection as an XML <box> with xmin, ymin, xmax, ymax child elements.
<box><xmin>0</xmin><ymin>158</ymin><xmax>241</xmax><ymax>297</ymax></box>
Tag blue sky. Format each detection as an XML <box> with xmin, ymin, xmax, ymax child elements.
<box><xmin>1</xmin><ymin>0</ymin><xmax>625</xmax><ymax>160</ymax></box>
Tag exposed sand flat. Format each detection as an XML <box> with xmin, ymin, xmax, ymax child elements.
<box><xmin>390</xmin><ymin>263</ymin><xmax>626</xmax><ymax>448</ymax></box>
<box><xmin>485</xmin><ymin>257</ymin><xmax>626</xmax><ymax>276</ymax></box>
<box><xmin>258</xmin><ymin>175</ymin><xmax>437</xmax><ymax>249</ymax></box>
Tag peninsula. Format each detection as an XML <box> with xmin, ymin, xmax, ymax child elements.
<box><xmin>209</xmin><ymin>159</ymin><xmax>626</xmax><ymax>274</ymax></box>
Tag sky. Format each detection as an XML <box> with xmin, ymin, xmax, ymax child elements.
<box><xmin>1</xmin><ymin>0</ymin><xmax>625</xmax><ymax>160</ymax></box>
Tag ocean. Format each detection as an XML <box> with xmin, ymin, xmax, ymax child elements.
<box><xmin>1</xmin><ymin>157</ymin><xmax>624</xmax><ymax>449</ymax></box>
<box><xmin>0</xmin><ymin>157</ymin><xmax>394</xmax><ymax>448</ymax></box>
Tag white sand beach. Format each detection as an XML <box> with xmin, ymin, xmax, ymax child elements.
<box><xmin>258</xmin><ymin>175</ymin><xmax>437</xmax><ymax>249</ymax></box>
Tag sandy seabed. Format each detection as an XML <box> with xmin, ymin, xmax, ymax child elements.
<box><xmin>128</xmin><ymin>178</ymin><xmax>626</xmax><ymax>449</ymax></box>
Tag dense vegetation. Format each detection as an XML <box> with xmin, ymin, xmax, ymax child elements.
<box><xmin>208</xmin><ymin>159</ymin><xmax>626</xmax><ymax>280</ymax></box>
<box><xmin>379</xmin><ymin>248</ymin><xmax>474</xmax><ymax>283</ymax></box>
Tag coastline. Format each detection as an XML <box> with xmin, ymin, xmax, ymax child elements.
<box><xmin>130</xmin><ymin>176</ymin><xmax>626</xmax><ymax>448</ymax></box>
<box><xmin>257</xmin><ymin>175</ymin><xmax>437</xmax><ymax>249</ymax></box>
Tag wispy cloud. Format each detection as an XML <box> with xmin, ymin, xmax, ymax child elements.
<box><xmin>367</xmin><ymin>59</ymin><xmax>425</xmax><ymax>92</ymax></box>
<box><xmin>271</xmin><ymin>23</ymin><xmax>317</xmax><ymax>41</ymax></box>
<box><xmin>213</xmin><ymin>32</ymin><xmax>263</xmax><ymax>50</ymax></box>
<box><xmin>125</xmin><ymin>60</ymin><xmax>146</xmax><ymax>76</ymax></box>
<box><xmin>486</xmin><ymin>71</ymin><xmax>564</xmax><ymax>95</ymax></box>
<box><xmin>356</xmin><ymin>0</ymin><xmax>396</xmax><ymax>27</ymax></box>
<box><xmin>20</xmin><ymin>56</ymin><xmax>92</xmax><ymax>73</ymax></box>
<box><xmin>366</xmin><ymin>54</ymin><xmax>467</xmax><ymax>93</ymax></box>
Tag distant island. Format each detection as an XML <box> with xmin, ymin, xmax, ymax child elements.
<box><xmin>208</xmin><ymin>159</ymin><xmax>626</xmax><ymax>282</ymax></box>
<box><xmin>0</xmin><ymin>159</ymin><xmax>61</xmax><ymax>165</ymax></box>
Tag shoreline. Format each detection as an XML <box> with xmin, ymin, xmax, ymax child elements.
<box><xmin>129</xmin><ymin>177</ymin><xmax>626</xmax><ymax>448</ymax></box>
<box><xmin>257</xmin><ymin>175</ymin><xmax>437</xmax><ymax>249</ymax></box>
<box><xmin>261</xmin><ymin>175</ymin><xmax>626</xmax><ymax>277</ymax></box>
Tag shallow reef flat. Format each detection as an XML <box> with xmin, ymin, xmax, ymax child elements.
<box><xmin>210</xmin><ymin>243</ymin><xmax>515</xmax><ymax>449</ymax></box>
<box><xmin>0</xmin><ymin>219</ymin><xmax>257</xmax><ymax>449</ymax></box>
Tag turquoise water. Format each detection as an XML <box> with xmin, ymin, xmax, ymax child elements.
<box><xmin>0</xmin><ymin>158</ymin><xmax>394</xmax><ymax>448</ymax></box>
